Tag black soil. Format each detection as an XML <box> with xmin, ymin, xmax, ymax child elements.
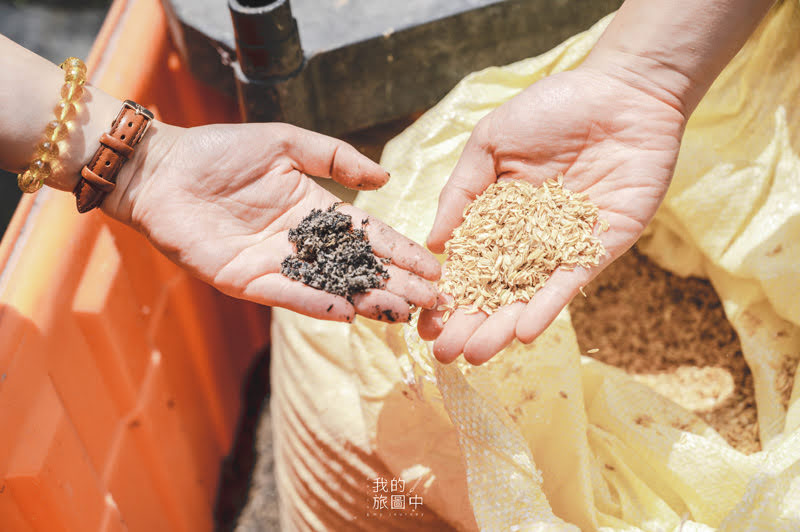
<box><xmin>281</xmin><ymin>204</ymin><xmax>389</xmax><ymax>302</ymax></box>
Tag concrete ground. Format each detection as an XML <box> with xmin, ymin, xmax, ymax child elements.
<box><xmin>0</xmin><ymin>1</ymin><xmax>110</xmax><ymax>234</ymax></box>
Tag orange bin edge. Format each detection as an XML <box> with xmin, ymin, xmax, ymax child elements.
<box><xmin>0</xmin><ymin>1</ymin><xmax>270</xmax><ymax>531</ymax></box>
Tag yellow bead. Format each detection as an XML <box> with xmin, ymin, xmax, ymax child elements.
<box><xmin>54</xmin><ymin>100</ymin><xmax>76</xmax><ymax>122</ymax></box>
<box><xmin>45</xmin><ymin>119</ymin><xmax>69</xmax><ymax>142</ymax></box>
<box><xmin>64</xmin><ymin>67</ymin><xmax>86</xmax><ymax>85</ymax></box>
<box><xmin>17</xmin><ymin>171</ymin><xmax>43</xmax><ymax>193</ymax></box>
<box><xmin>60</xmin><ymin>57</ymin><xmax>86</xmax><ymax>74</ymax></box>
<box><xmin>61</xmin><ymin>81</ymin><xmax>84</xmax><ymax>102</ymax></box>
<box><xmin>36</xmin><ymin>139</ymin><xmax>60</xmax><ymax>161</ymax></box>
<box><xmin>29</xmin><ymin>159</ymin><xmax>52</xmax><ymax>183</ymax></box>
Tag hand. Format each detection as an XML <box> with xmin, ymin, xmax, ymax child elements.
<box><xmin>106</xmin><ymin>122</ymin><xmax>441</xmax><ymax>323</ymax></box>
<box><xmin>418</xmin><ymin>66</ymin><xmax>686</xmax><ymax>364</ymax></box>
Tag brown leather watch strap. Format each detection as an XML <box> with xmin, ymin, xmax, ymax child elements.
<box><xmin>74</xmin><ymin>100</ymin><xmax>154</xmax><ymax>213</ymax></box>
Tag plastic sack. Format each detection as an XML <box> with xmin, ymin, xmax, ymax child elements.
<box><xmin>271</xmin><ymin>2</ymin><xmax>800</xmax><ymax>530</ymax></box>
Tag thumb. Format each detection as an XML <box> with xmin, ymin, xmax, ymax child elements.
<box><xmin>426</xmin><ymin>123</ymin><xmax>496</xmax><ymax>253</ymax></box>
<box><xmin>281</xmin><ymin>124</ymin><xmax>390</xmax><ymax>191</ymax></box>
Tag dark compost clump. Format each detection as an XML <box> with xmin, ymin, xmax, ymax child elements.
<box><xmin>281</xmin><ymin>205</ymin><xmax>389</xmax><ymax>302</ymax></box>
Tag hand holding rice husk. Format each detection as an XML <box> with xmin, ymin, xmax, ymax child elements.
<box><xmin>440</xmin><ymin>176</ymin><xmax>608</xmax><ymax>319</ymax></box>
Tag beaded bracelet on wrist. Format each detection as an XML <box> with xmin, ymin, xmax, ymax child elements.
<box><xmin>17</xmin><ymin>57</ymin><xmax>87</xmax><ymax>193</ymax></box>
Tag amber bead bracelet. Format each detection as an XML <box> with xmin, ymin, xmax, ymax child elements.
<box><xmin>17</xmin><ymin>57</ymin><xmax>87</xmax><ymax>193</ymax></box>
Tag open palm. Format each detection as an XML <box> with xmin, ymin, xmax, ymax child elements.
<box><xmin>419</xmin><ymin>67</ymin><xmax>687</xmax><ymax>364</ymax></box>
<box><xmin>107</xmin><ymin>122</ymin><xmax>440</xmax><ymax>323</ymax></box>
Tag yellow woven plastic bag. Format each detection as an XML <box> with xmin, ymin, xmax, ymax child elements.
<box><xmin>271</xmin><ymin>2</ymin><xmax>800</xmax><ymax>530</ymax></box>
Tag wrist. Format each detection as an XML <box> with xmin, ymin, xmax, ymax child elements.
<box><xmin>99</xmin><ymin>119</ymin><xmax>181</xmax><ymax>228</ymax></box>
<box><xmin>46</xmin><ymin>87</ymin><xmax>125</xmax><ymax>192</ymax></box>
<box><xmin>0</xmin><ymin>37</ymin><xmax>178</xmax><ymax>227</ymax></box>
<box><xmin>580</xmin><ymin>0</ymin><xmax>774</xmax><ymax>119</ymax></box>
<box><xmin>580</xmin><ymin>48</ymin><xmax>700</xmax><ymax>119</ymax></box>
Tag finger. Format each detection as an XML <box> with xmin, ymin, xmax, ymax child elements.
<box><xmin>433</xmin><ymin>308</ymin><xmax>488</xmax><ymax>364</ymax></box>
<box><xmin>337</xmin><ymin>205</ymin><xmax>441</xmax><ymax>281</ymax></box>
<box><xmin>281</xmin><ymin>125</ymin><xmax>390</xmax><ymax>190</ymax></box>
<box><xmin>427</xmin><ymin>121</ymin><xmax>496</xmax><ymax>254</ymax></box>
<box><xmin>384</xmin><ymin>264</ymin><xmax>438</xmax><ymax>309</ymax></box>
<box><xmin>463</xmin><ymin>302</ymin><xmax>525</xmax><ymax>365</ymax></box>
<box><xmin>418</xmin><ymin>293</ymin><xmax>451</xmax><ymax>340</ymax></box>
<box><xmin>515</xmin><ymin>267</ymin><xmax>596</xmax><ymax>344</ymax></box>
<box><xmin>352</xmin><ymin>289</ymin><xmax>411</xmax><ymax>323</ymax></box>
<box><xmin>242</xmin><ymin>273</ymin><xmax>355</xmax><ymax>322</ymax></box>
<box><xmin>418</xmin><ymin>308</ymin><xmax>445</xmax><ymax>341</ymax></box>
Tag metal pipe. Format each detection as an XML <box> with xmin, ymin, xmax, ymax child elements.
<box><xmin>228</xmin><ymin>0</ymin><xmax>303</xmax><ymax>79</ymax></box>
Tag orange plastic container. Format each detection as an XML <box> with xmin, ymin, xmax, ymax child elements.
<box><xmin>0</xmin><ymin>1</ymin><xmax>270</xmax><ymax>530</ymax></box>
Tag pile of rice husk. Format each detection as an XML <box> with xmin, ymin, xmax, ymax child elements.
<box><xmin>569</xmin><ymin>247</ymin><xmax>759</xmax><ymax>454</ymax></box>
<box><xmin>441</xmin><ymin>178</ymin><xmax>605</xmax><ymax>317</ymax></box>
